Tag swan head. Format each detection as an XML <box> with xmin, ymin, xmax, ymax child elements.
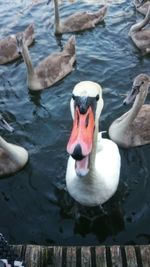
<box><xmin>139</xmin><ymin>0</ymin><xmax>148</xmax><ymax>4</ymax></box>
<box><xmin>123</xmin><ymin>74</ymin><xmax>150</xmax><ymax>105</ymax></box>
<box><xmin>16</xmin><ymin>32</ymin><xmax>24</xmax><ymax>55</ymax></box>
<box><xmin>136</xmin><ymin>0</ymin><xmax>147</xmax><ymax>7</ymax></box>
<box><xmin>67</xmin><ymin>81</ymin><xmax>103</xmax><ymax>177</ymax></box>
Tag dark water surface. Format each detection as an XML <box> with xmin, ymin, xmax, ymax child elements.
<box><xmin>0</xmin><ymin>0</ymin><xmax>150</xmax><ymax>245</ymax></box>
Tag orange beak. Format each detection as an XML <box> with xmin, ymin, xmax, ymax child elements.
<box><xmin>67</xmin><ymin>106</ymin><xmax>95</xmax><ymax>159</ymax></box>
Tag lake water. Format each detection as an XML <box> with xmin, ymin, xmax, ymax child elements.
<box><xmin>0</xmin><ymin>0</ymin><xmax>150</xmax><ymax>246</ymax></box>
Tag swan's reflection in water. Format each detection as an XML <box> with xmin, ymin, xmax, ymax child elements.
<box><xmin>56</xmin><ymin>185</ymin><xmax>125</xmax><ymax>244</ymax></box>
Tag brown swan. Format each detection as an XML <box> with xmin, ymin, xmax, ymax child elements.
<box><xmin>16</xmin><ymin>33</ymin><xmax>76</xmax><ymax>90</ymax></box>
<box><xmin>109</xmin><ymin>74</ymin><xmax>150</xmax><ymax>148</ymax></box>
<box><xmin>0</xmin><ymin>115</ymin><xmax>28</xmax><ymax>177</ymax></box>
<box><xmin>129</xmin><ymin>5</ymin><xmax>150</xmax><ymax>53</ymax></box>
<box><xmin>47</xmin><ymin>0</ymin><xmax>107</xmax><ymax>34</ymax></box>
<box><xmin>0</xmin><ymin>24</ymin><xmax>34</xmax><ymax>64</ymax></box>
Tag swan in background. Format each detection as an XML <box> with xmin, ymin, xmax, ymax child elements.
<box><xmin>129</xmin><ymin>5</ymin><xmax>150</xmax><ymax>53</ymax></box>
<box><xmin>134</xmin><ymin>0</ymin><xmax>150</xmax><ymax>15</ymax></box>
<box><xmin>47</xmin><ymin>0</ymin><xmax>107</xmax><ymax>34</ymax></box>
<box><xmin>109</xmin><ymin>74</ymin><xmax>150</xmax><ymax>148</ymax></box>
<box><xmin>16</xmin><ymin>33</ymin><xmax>76</xmax><ymax>90</ymax></box>
<box><xmin>0</xmin><ymin>115</ymin><xmax>28</xmax><ymax>177</ymax></box>
<box><xmin>66</xmin><ymin>81</ymin><xmax>121</xmax><ymax>206</ymax></box>
<box><xmin>0</xmin><ymin>24</ymin><xmax>34</xmax><ymax>64</ymax></box>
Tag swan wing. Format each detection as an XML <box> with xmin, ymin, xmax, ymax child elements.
<box><xmin>131</xmin><ymin>104</ymin><xmax>150</xmax><ymax>145</ymax></box>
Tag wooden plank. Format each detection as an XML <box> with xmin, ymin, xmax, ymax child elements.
<box><xmin>125</xmin><ymin>246</ymin><xmax>138</xmax><ymax>267</ymax></box>
<box><xmin>95</xmin><ymin>246</ymin><xmax>107</xmax><ymax>267</ymax></box>
<box><xmin>110</xmin><ymin>246</ymin><xmax>123</xmax><ymax>267</ymax></box>
<box><xmin>9</xmin><ymin>245</ymin><xmax>150</xmax><ymax>267</ymax></box>
<box><xmin>81</xmin><ymin>247</ymin><xmax>92</xmax><ymax>267</ymax></box>
<box><xmin>23</xmin><ymin>245</ymin><xmax>53</xmax><ymax>267</ymax></box>
<box><xmin>66</xmin><ymin>247</ymin><xmax>76</xmax><ymax>267</ymax></box>
<box><xmin>53</xmin><ymin>246</ymin><xmax>62</xmax><ymax>267</ymax></box>
<box><xmin>24</xmin><ymin>245</ymin><xmax>42</xmax><ymax>267</ymax></box>
<box><xmin>140</xmin><ymin>245</ymin><xmax>150</xmax><ymax>267</ymax></box>
<box><xmin>45</xmin><ymin>246</ymin><xmax>54</xmax><ymax>267</ymax></box>
<box><xmin>39</xmin><ymin>246</ymin><xmax>51</xmax><ymax>267</ymax></box>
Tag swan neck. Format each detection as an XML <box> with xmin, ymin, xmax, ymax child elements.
<box><xmin>22</xmin><ymin>43</ymin><xmax>34</xmax><ymax>76</ymax></box>
<box><xmin>131</xmin><ymin>7</ymin><xmax>150</xmax><ymax>31</ymax></box>
<box><xmin>123</xmin><ymin>90</ymin><xmax>147</xmax><ymax>126</ymax></box>
<box><xmin>54</xmin><ymin>0</ymin><xmax>61</xmax><ymax>33</ymax></box>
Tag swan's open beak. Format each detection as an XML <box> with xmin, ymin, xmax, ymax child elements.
<box><xmin>67</xmin><ymin>106</ymin><xmax>95</xmax><ymax>176</ymax></box>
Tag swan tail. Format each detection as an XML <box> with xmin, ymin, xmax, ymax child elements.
<box><xmin>93</xmin><ymin>5</ymin><xmax>107</xmax><ymax>23</ymax></box>
<box><xmin>24</xmin><ymin>23</ymin><xmax>35</xmax><ymax>46</ymax></box>
<box><xmin>64</xmin><ymin>36</ymin><xmax>76</xmax><ymax>63</ymax></box>
<box><xmin>16</xmin><ymin>24</ymin><xmax>34</xmax><ymax>52</ymax></box>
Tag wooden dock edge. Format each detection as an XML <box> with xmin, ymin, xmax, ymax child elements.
<box><xmin>10</xmin><ymin>244</ymin><xmax>150</xmax><ymax>267</ymax></box>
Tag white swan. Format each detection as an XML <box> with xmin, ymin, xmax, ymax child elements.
<box><xmin>129</xmin><ymin>5</ymin><xmax>150</xmax><ymax>54</ymax></box>
<box><xmin>109</xmin><ymin>74</ymin><xmax>150</xmax><ymax>148</ymax></box>
<box><xmin>66</xmin><ymin>81</ymin><xmax>121</xmax><ymax>207</ymax></box>
<box><xmin>0</xmin><ymin>24</ymin><xmax>34</xmax><ymax>64</ymax></box>
<box><xmin>47</xmin><ymin>0</ymin><xmax>107</xmax><ymax>35</ymax></box>
<box><xmin>16</xmin><ymin>33</ymin><xmax>76</xmax><ymax>90</ymax></box>
<box><xmin>0</xmin><ymin>115</ymin><xmax>28</xmax><ymax>177</ymax></box>
<box><xmin>134</xmin><ymin>0</ymin><xmax>150</xmax><ymax>15</ymax></box>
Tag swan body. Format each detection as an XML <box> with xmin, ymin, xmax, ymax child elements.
<box><xmin>109</xmin><ymin>74</ymin><xmax>150</xmax><ymax>148</ymax></box>
<box><xmin>16</xmin><ymin>34</ymin><xmax>76</xmax><ymax>90</ymax></box>
<box><xmin>66</xmin><ymin>81</ymin><xmax>121</xmax><ymax>206</ymax></box>
<box><xmin>0</xmin><ymin>116</ymin><xmax>28</xmax><ymax>177</ymax></box>
<box><xmin>0</xmin><ymin>24</ymin><xmax>34</xmax><ymax>64</ymax></box>
<box><xmin>129</xmin><ymin>5</ymin><xmax>150</xmax><ymax>53</ymax></box>
<box><xmin>134</xmin><ymin>0</ymin><xmax>150</xmax><ymax>15</ymax></box>
<box><xmin>0</xmin><ymin>138</ymin><xmax>28</xmax><ymax>177</ymax></box>
<box><xmin>48</xmin><ymin>0</ymin><xmax>107</xmax><ymax>34</ymax></box>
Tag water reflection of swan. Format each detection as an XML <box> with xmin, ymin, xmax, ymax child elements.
<box><xmin>66</xmin><ymin>81</ymin><xmax>121</xmax><ymax>206</ymax></box>
<box><xmin>29</xmin><ymin>90</ymin><xmax>42</xmax><ymax>107</ymax></box>
<box><xmin>47</xmin><ymin>0</ymin><xmax>107</xmax><ymax>34</ymax></box>
<box><xmin>129</xmin><ymin>5</ymin><xmax>150</xmax><ymax>54</ymax></box>
<box><xmin>0</xmin><ymin>115</ymin><xmax>28</xmax><ymax>177</ymax></box>
<box><xmin>134</xmin><ymin>0</ymin><xmax>150</xmax><ymax>15</ymax></box>
<box><xmin>0</xmin><ymin>24</ymin><xmax>34</xmax><ymax>64</ymax></box>
<box><xmin>109</xmin><ymin>74</ymin><xmax>150</xmax><ymax>148</ymax></box>
<box><xmin>74</xmin><ymin>200</ymin><xmax>124</xmax><ymax>242</ymax></box>
<box><xmin>16</xmin><ymin>33</ymin><xmax>76</xmax><ymax>90</ymax></box>
<box><xmin>57</xmin><ymin>185</ymin><xmax>125</xmax><ymax>243</ymax></box>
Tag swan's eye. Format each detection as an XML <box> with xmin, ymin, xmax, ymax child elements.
<box><xmin>72</xmin><ymin>94</ymin><xmax>75</xmax><ymax>100</ymax></box>
<box><xmin>96</xmin><ymin>95</ymin><xmax>99</xmax><ymax>101</ymax></box>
